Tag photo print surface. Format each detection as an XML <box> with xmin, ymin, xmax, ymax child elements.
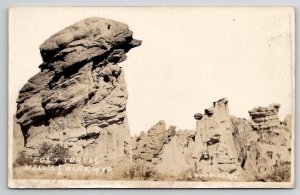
<box><xmin>8</xmin><ymin>7</ymin><xmax>295</xmax><ymax>188</ymax></box>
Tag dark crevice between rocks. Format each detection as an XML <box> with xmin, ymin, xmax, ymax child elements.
<box><xmin>83</xmin><ymin>115</ymin><xmax>125</xmax><ymax>129</ymax></box>
<box><xmin>40</xmin><ymin>48</ymin><xmax>61</xmax><ymax>63</ymax></box>
<box><xmin>92</xmin><ymin>85</ymin><xmax>118</xmax><ymax>104</ymax></box>
<box><xmin>20</xmin><ymin>125</ymin><xmax>29</xmax><ymax>147</ymax></box>
<box><xmin>103</xmin><ymin>75</ymin><xmax>110</xmax><ymax>83</ymax></box>
<box><xmin>241</xmin><ymin>157</ymin><xmax>246</xmax><ymax>169</ymax></box>
<box><xmin>106</xmin><ymin>23</ymin><xmax>111</xmax><ymax>30</ymax></box>
<box><xmin>207</xmin><ymin>137</ymin><xmax>220</xmax><ymax>146</ymax></box>
<box><xmin>48</xmin><ymin>59</ymin><xmax>89</xmax><ymax>90</ymax></box>
<box><xmin>91</xmin><ymin>52</ymin><xmax>110</xmax><ymax>68</ymax></box>
<box><xmin>191</xmin><ymin>135</ymin><xmax>196</xmax><ymax>142</ymax></box>
<box><xmin>78</xmin><ymin>131</ymin><xmax>100</xmax><ymax>142</ymax></box>
<box><xmin>205</xmin><ymin>109</ymin><xmax>214</xmax><ymax>117</ymax></box>
<box><xmin>88</xmin><ymin>91</ymin><xmax>96</xmax><ymax>102</ymax></box>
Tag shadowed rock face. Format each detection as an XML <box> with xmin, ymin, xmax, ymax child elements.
<box><xmin>16</xmin><ymin>17</ymin><xmax>141</xmax><ymax>164</ymax></box>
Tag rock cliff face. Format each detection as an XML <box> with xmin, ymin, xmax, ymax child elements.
<box><xmin>132</xmin><ymin>99</ymin><xmax>292</xmax><ymax>181</ymax></box>
<box><xmin>15</xmin><ymin>17</ymin><xmax>141</xmax><ymax>166</ymax></box>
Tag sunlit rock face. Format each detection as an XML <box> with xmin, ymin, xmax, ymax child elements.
<box><xmin>16</xmin><ymin>17</ymin><xmax>141</xmax><ymax>167</ymax></box>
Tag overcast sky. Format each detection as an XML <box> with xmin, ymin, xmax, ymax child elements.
<box><xmin>9</xmin><ymin>7</ymin><xmax>294</xmax><ymax>135</ymax></box>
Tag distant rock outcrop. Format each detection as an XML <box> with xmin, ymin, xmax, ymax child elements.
<box><xmin>239</xmin><ymin>103</ymin><xmax>291</xmax><ymax>180</ymax></box>
<box><xmin>133</xmin><ymin>121</ymin><xmax>176</xmax><ymax>164</ymax></box>
<box><xmin>15</xmin><ymin>17</ymin><xmax>141</xmax><ymax>167</ymax></box>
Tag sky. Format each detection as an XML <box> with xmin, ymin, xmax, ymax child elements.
<box><xmin>9</xmin><ymin>7</ymin><xmax>294</xmax><ymax>135</ymax></box>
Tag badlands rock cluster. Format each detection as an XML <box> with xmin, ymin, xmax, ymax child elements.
<box><xmin>132</xmin><ymin>99</ymin><xmax>291</xmax><ymax>181</ymax></box>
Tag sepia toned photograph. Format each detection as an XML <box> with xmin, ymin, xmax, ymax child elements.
<box><xmin>8</xmin><ymin>7</ymin><xmax>295</xmax><ymax>188</ymax></box>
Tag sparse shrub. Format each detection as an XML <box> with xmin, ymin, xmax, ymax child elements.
<box><xmin>122</xmin><ymin>166</ymin><xmax>135</xmax><ymax>179</ymax></box>
<box><xmin>50</xmin><ymin>144</ymin><xmax>70</xmax><ymax>165</ymax></box>
<box><xmin>129</xmin><ymin>167</ymin><xmax>135</xmax><ymax>179</ymax></box>
<box><xmin>264</xmin><ymin>163</ymin><xmax>291</xmax><ymax>182</ymax></box>
<box><xmin>132</xmin><ymin>160</ymin><xmax>149</xmax><ymax>180</ymax></box>
<box><xmin>13</xmin><ymin>151</ymin><xmax>32</xmax><ymax>167</ymax></box>
<box><xmin>178</xmin><ymin>168</ymin><xmax>196</xmax><ymax>181</ymax></box>
<box><xmin>127</xmin><ymin>160</ymin><xmax>161</xmax><ymax>180</ymax></box>
<box><xmin>39</xmin><ymin>142</ymin><xmax>52</xmax><ymax>157</ymax></box>
<box><xmin>37</xmin><ymin>142</ymin><xmax>70</xmax><ymax>165</ymax></box>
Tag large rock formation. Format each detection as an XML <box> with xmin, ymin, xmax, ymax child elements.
<box><xmin>15</xmin><ymin>17</ymin><xmax>141</xmax><ymax>167</ymax></box>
